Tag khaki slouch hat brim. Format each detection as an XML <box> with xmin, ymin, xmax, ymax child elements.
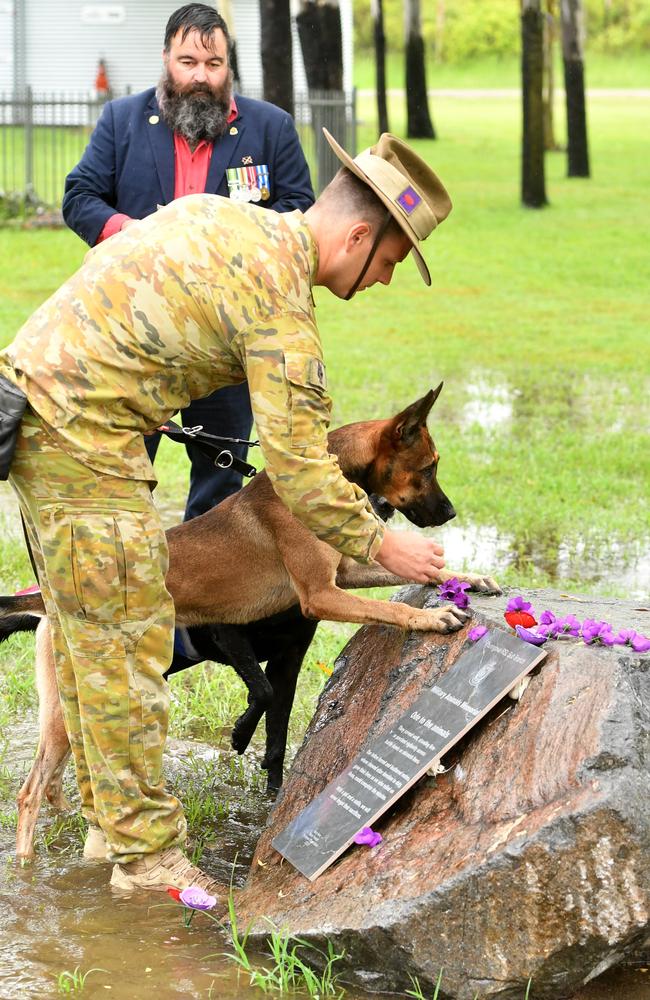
<box><xmin>322</xmin><ymin>128</ymin><xmax>452</xmax><ymax>286</ymax></box>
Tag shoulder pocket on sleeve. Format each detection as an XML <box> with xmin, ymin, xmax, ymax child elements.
<box><xmin>283</xmin><ymin>351</ymin><xmax>330</xmax><ymax>448</ymax></box>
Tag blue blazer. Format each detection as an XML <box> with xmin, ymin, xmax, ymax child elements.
<box><xmin>62</xmin><ymin>87</ymin><xmax>315</xmax><ymax>246</ymax></box>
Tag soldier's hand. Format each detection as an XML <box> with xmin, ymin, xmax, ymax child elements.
<box><xmin>375</xmin><ymin>528</ymin><xmax>445</xmax><ymax>583</ymax></box>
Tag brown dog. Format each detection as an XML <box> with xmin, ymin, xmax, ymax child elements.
<box><xmin>2</xmin><ymin>385</ymin><xmax>499</xmax><ymax>856</ymax></box>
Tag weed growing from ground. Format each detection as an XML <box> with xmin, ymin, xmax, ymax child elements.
<box><xmin>56</xmin><ymin>966</ymin><xmax>105</xmax><ymax>993</ymax></box>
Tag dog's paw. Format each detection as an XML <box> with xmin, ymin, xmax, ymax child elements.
<box><xmin>464</xmin><ymin>573</ymin><xmax>501</xmax><ymax>595</ymax></box>
<box><xmin>415</xmin><ymin>604</ymin><xmax>471</xmax><ymax>633</ymax></box>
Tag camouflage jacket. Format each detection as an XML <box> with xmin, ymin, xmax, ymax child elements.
<box><xmin>0</xmin><ymin>195</ymin><xmax>384</xmax><ymax>562</ymax></box>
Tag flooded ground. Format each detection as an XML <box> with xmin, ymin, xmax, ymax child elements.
<box><xmin>1</xmin><ymin>715</ymin><xmax>649</xmax><ymax>999</ymax></box>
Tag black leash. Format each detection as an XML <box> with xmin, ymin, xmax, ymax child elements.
<box><xmin>158</xmin><ymin>419</ymin><xmax>259</xmax><ymax>479</ymax></box>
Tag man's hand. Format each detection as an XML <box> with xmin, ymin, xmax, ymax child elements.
<box><xmin>120</xmin><ymin>218</ymin><xmax>138</xmax><ymax>231</ymax></box>
<box><xmin>375</xmin><ymin>528</ymin><xmax>445</xmax><ymax>583</ymax></box>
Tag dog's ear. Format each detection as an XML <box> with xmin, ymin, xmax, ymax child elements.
<box><xmin>392</xmin><ymin>383</ymin><xmax>443</xmax><ymax>444</ymax></box>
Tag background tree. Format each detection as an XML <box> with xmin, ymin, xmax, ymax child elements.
<box><xmin>521</xmin><ymin>0</ymin><xmax>548</xmax><ymax>207</ymax></box>
<box><xmin>259</xmin><ymin>0</ymin><xmax>294</xmax><ymax>116</ymax></box>
<box><xmin>296</xmin><ymin>0</ymin><xmax>343</xmax><ymax>90</ymax></box>
<box><xmin>296</xmin><ymin>0</ymin><xmax>344</xmax><ymax>190</ymax></box>
<box><xmin>372</xmin><ymin>0</ymin><xmax>389</xmax><ymax>134</ymax></box>
<box><xmin>404</xmin><ymin>0</ymin><xmax>436</xmax><ymax>138</ymax></box>
<box><xmin>561</xmin><ymin>0</ymin><xmax>590</xmax><ymax>176</ymax></box>
<box><xmin>543</xmin><ymin>1</ymin><xmax>561</xmax><ymax>151</ymax></box>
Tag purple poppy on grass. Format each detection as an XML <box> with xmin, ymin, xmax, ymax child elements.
<box><xmin>505</xmin><ymin>595</ymin><xmax>535</xmax><ymax>615</ymax></box>
<box><xmin>581</xmin><ymin>620</ymin><xmax>616</xmax><ymax>646</ymax></box>
<box><xmin>468</xmin><ymin>625</ymin><xmax>488</xmax><ymax>642</ymax></box>
<box><xmin>514</xmin><ymin>625</ymin><xmax>548</xmax><ymax>646</ymax></box>
<box><xmin>179</xmin><ymin>886</ymin><xmax>217</xmax><ymax>911</ymax></box>
<box><xmin>353</xmin><ymin>827</ymin><xmax>383</xmax><ymax>848</ymax></box>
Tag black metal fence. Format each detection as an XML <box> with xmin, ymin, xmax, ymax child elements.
<box><xmin>0</xmin><ymin>87</ymin><xmax>356</xmax><ymax>212</ymax></box>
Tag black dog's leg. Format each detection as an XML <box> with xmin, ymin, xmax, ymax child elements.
<box><xmin>262</xmin><ymin>618</ymin><xmax>318</xmax><ymax>792</ymax></box>
<box><xmin>219</xmin><ymin>625</ymin><xmax>275</xmax><ymax>755</ymax></box>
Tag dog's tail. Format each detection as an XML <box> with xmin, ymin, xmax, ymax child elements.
<box><xmin>0</xmin><ymin>594</ymin><xmax>46</xmax><ymax>644</ymax></box>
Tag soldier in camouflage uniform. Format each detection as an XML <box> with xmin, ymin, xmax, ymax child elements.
<box><xmin>0</xmin><ymin>130</ymin><xmax>452</xmax><ymax>895</ymax></box>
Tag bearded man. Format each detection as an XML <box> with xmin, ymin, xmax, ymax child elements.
<box><xmin>63</xmin><ymin>3</ymin><xmax>314</xmax><ymax>520</ymax></box>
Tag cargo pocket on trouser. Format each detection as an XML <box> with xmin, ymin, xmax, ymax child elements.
<box><xmin>41</xmin><ymin>499</ymin><xmax>176</xmax><ymax>807</ymax></box>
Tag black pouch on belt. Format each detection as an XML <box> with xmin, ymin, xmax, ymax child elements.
<box><xmin>0</xmin><ymin>374</ymin><xmax>28</xmax><ymax>480</ymax></box>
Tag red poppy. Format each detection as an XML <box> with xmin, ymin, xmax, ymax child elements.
<box><xmin>504</xmin><ymin>610</ymin><xmax>537</xmax><ymax>629</ymax></box>
<box><xmin>166</xmin><ymin>887</ymin><xmax>181</xmax><ymax>901</ymax></box>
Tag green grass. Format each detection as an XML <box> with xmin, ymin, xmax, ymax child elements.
<box><xmin>353</xmin><ymin>49</ymin><xmax>650</xmax><ymax>90</ymax></box>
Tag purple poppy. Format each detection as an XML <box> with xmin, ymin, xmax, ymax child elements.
<box><xmin>179</xmin><ymin>886</ymin><xmax>218</xmax><ymax>911</ymax></box>
<box><xmin>552</xmin><ymin>614</ymin><xmax>581</xmax><ymax>638</ymax></box>
<box><xmin>539</xmin><ymin>610</ymin><xmax>557</xmax><ymax>626</ymax></box>
<box><xmin>614</xmin><ymin>629</ymin><xmax>650</xmax><ymax>653</ymax></box>
<box><xmin>514</xmin><ymin>624</ymin><xmax>548</xmax><ymax>646</ymax></box>
<box><xmin>438</xmin><ymin>578</ymin><xmax>472</xmax><ymax>610</ymax></box>
<box><xmin>353</xmin><ymin>827</ymin><xmax>383</xmax><ymax>848</ymax></box>
<box><xmin>468</xmin><ymin>625</ymin><xmax>488</xmax><ymax>642</ymax></box>
<box><xmin>631</xmin><ymin>634</ymin><xmax>650</xmax><ymax>653</ymax></box>
<box><xmin>581</xmin><ymin>619</ymin><xmax>616</xmax><ymax>646</ymax></box>
<box><xmin>505</xmin><ymin>595</ymin><xmax>535</xmax><ymax>615</ymax></box>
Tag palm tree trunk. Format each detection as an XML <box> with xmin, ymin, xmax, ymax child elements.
<box><xmin>521</xmin><ymin>0</ymin><xmax>548</xmax><ymax>207</ymax></box>
<box><xmin>259</xmin><ymin>0</ymin><xmax>294</xmax><ymax>116</ymax></box>
<box><xmin>561</xmin><ymin>0</ymin><xmax>590</xmax><ymax>176</ymax></box>
<box><xmin>404</xmin><ymin>0</ymin><xmax>436</xmax><ymax>139</ymax></box>
<box><xmin>372</xmin><ymin>0</ymin><xmax>389</xmax><ymax>135</ymax></box>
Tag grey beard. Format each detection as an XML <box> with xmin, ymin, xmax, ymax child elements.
<box><xmin>156</xmin><ymin>72</ymin><xmax>232</xmax><ymax>147</ymax></box>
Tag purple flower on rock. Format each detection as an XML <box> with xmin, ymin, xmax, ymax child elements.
<box><xmin>581</xmin><ymin>619</ymin><xmax>616</xmax><ymax>646</ymax></box>
<box><xmin>514</xmin><ymin>625</ymin><xmax>548</xmax><ymax>646</ymax></box>
<box><xmin>179</xmin><ymin>886</ymin><xmax>217</xmax><ymax>911</ymax></box>
<box><xmin>438</xmin><ymin>578</ymin><xmax>472</xmax><ymax>609</ymax></box>
<box><xmin>468</xmin><ymin>625</ymin><xmax>488</xmax><ymax>642</ymax></box>
<box><xmin>506</xmin><ymin>595</ymin><xmax>535</xmax><ymax>616</ymax></box>
<box><xmin>614</xmin><ymin>629</ymin><xmax>650</xmax><ymax>653</ymax></box>
<box><xmin>539</xmin><ymin>610</ymin><xmax>557</xmax><ymax>626</ymax></box>
<box><xmin>353</xmin><ymin>827</ymin><xmax>383</xmax><ymax>848</ymax></box>
<box><xmin>553</xmin><ymin>614</ymin><xmax>581</xmax><ymax>638</ymax></box>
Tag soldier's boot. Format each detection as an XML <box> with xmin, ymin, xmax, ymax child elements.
<box><xmin>110</xmin><ymin>846</ymin><xmax>226</xmax><ymax>905</ymax></box>
<box><xmin>83</xmin><ymin>825</ymin><xmax>109</xmax><ymax>862</ymax></box>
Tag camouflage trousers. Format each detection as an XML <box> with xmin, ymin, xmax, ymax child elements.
<box><xmin>10</xmin><ymin>410</ymin><xmax>186</xmax><ymax>862</ymax></box>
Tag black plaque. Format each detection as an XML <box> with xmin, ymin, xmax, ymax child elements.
<box><xmin>273</xmin><ymin>628</ymin><xmax>547</xmax><ymax>880</ymax></box>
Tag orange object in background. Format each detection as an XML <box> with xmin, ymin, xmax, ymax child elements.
<box><xmin>95</xmin><ymin>59</ymin><xmax>110</xmax><ymax>95</ymax></box>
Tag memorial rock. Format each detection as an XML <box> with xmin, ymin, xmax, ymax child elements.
<box><xmin>235</xmin><ymin>588</ymin><xmax>650</xmax><ymax>999</ymax></box>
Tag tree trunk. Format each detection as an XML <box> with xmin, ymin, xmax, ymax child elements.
<box><xmin>296</xmin><ymin>0</ymin><xmax>344</xmax><ymax>191</ymax></box>
<box><xmin>372</xmin><ymin>0</ymin><xmax>389</xmax><ymax>135</ymax></box>
<box><xmin>259</xmin><ymin>0</ymin><xmax>294</xmax><ymax>116</ymax></box>
<box><xmin>296</xmin><ymin>0</ymin><xmax>343</xmax><ymax>90</ymax></box>
<box><xmin>434</xmin><ymin>0</ymin><xmax>445</xmax><ymax>64</ymax></box>
<box><xmin>561</xmin><ymin>0</ymin><xmax>590</xmax><ymax>177</ymax></box>
<box><xmin>404</xmin><ymin>0</ymin><xmax>436</xmax><ymax>139</ymax></box>
<box><xmin>521</xmin><ymin>0</ymin><xmax>548</xmax><ymax>207</ymax></box>
<box><xmin>542</xmin><ymin>1</ymin><xmax>561</xmax><ymax>151</ymax></box>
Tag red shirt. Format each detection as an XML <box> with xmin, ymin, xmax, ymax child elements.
<box><xmin>98</xmin><ymin>99</ymin><xmax>238</xmax><ymax>243</ymax></box>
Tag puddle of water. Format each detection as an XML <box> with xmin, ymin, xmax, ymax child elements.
<box><xmin>433</xmin><ymin>520</ymin><xmax>650</xmax><ymax>600</ymax></box>
<box><xmin>2</xmin><ymin>710</ymin><xmax>650</xmax><ymax>997</ymax></box>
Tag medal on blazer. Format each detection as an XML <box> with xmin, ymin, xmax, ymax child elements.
<box><xmin>226</xmin><ymin>164</ymin><xmax>271</xmax><ymax>203</ymax></box>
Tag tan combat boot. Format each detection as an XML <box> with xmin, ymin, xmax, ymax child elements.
<box><xmin>110</xmin><ymin>846</ymin><xmax>226</xmax><ymax>908</ymax></box>
<box><xmin>83</xmin><ymin>825</ymin><xmax>109</xmax><ymax>862</ymax></box>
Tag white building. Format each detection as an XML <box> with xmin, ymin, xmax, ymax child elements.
<box><xmin>0</xmin><ymin>0</ymin><xmax>353</xmax><ymax>97</ymax></box>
